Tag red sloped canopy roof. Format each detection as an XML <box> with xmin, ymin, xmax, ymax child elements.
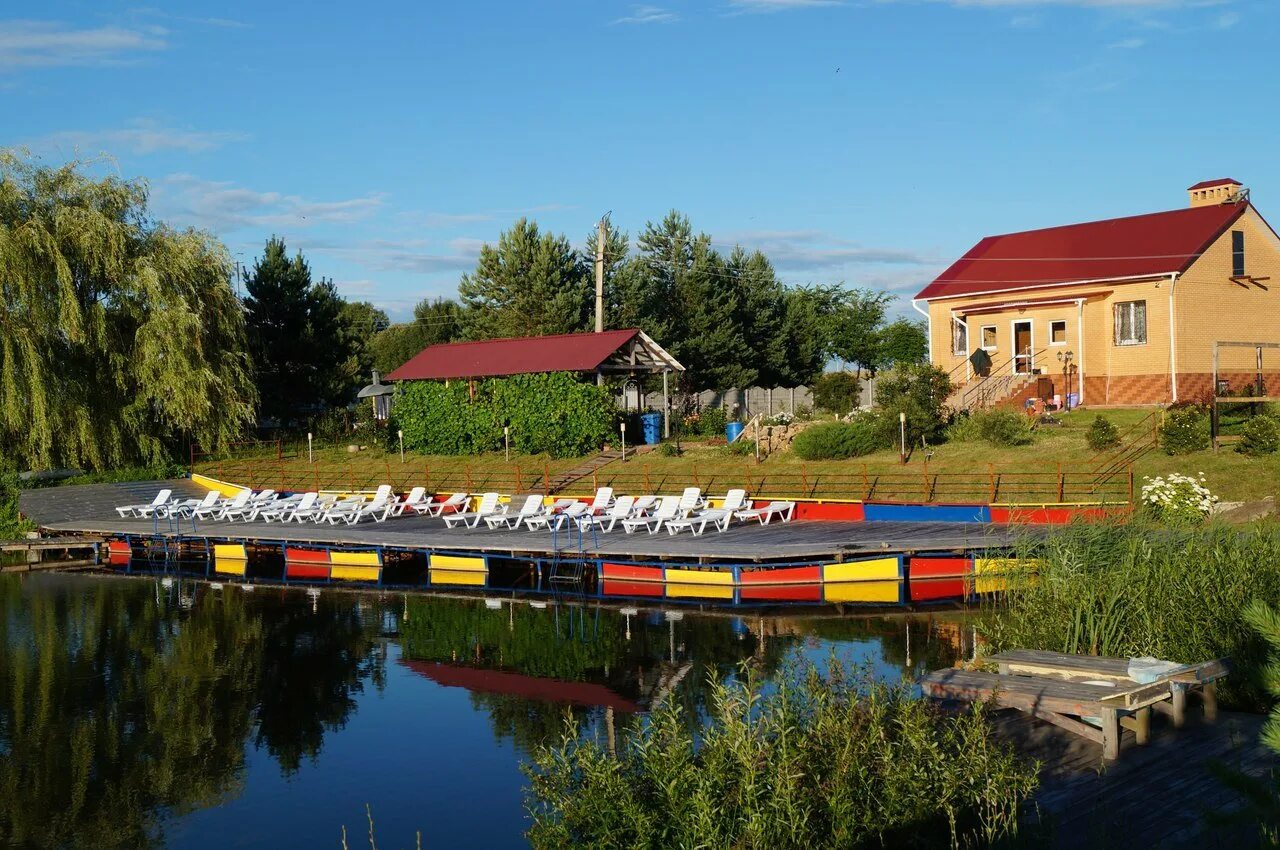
<box><xmin>1188</xmin><ymin>178</ymin><xmax>1241</xmax><ymax>191</ymax></box>
<box><xmin>916</xmin><ymin>202</ymin><xmax>1249</xmax><ymax>301</ymax></box>
<box><xmin>387</xmin><ymin>328</ymin><xmax>640</xmax><ymax>381</ymax></box>
<box><xmin>399</xmin><ymin>659</ymin><xmax>641</xmax><ymax>712</ymax></box>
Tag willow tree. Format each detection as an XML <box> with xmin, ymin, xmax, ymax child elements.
<box><xmin>0</xmin><ymin>151</ymin><xmax>256</xmax><ymax>470</ymax></box>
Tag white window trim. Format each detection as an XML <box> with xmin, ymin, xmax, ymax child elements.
<box><xmin>1048</xmin><ymin>319</ymin><xmax>1068</xmax><ymax>346</ymax></box>
<box><xmin>951</xmin><ymin>317</ymin><xmax>968</xmax><ymax>357</ymax></box>
<box><xmin>980</xmin><ymin>324</ymin><xmax>998</xmax><ymax>351</ymax></box>
<box><xmin>1011</xmin><ymin>319</ymin><xmax>1034</xmax><ymax>373</ymax></box>
<box><xmin>1114</xmin><ymin>300</ymin><xmax>1148</xmax><ymax>347</ymax></box>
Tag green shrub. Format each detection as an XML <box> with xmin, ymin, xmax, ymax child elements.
<box><xmin>524</xmin><ymin>662</ymin><xmax>1037</xmax><ymax>849</ymax></box>
<box><xmin>873</xmin><ymin>363</ymin><xmax>954</xmax><ymax>447</ymax></box>
<box><xmin>1159</xmin><ymin>405</ymin><xmax>1210</xmax><ymax>455</ymax></box>
<box><xmin>1086</xmin><ymin>415</ymin><xmax>1121</xmax><ymax>451</ymax></box>
<box><xmin>813</xmin><ymin>371</ymin><xmax>862</xmax><ymax>414</ymax></box>
<box><xmin>791</xmin><ymin>419</ymin><xmax>884</xmax><ymax>460</ymax></box>
<box><xmin>943</xmin><ymin>412</ymin><xmax>981</xmax><ymax>442</ymax></box>
<box><xmin>976</xmin><ymin>408</ymin><xmax>1034</xmax><ymax>447</ymax></box>
<box><xmin>1239</xmin><ymin>415</ymin><xmax>1280</xmax><ymax>456</ymax></box>
<box><xmin>723</xmin><ymin>438</ymin><xmax>756</xmax><ymax>457</ymax></box>
<box><xmin>979</xmin><ymin>522</ymin><xmax>1280</xmax><ymax>710</ymax></box>
<box><xmin>658</xmin><ymin>442</ymin><xmax>682</xmax><ymax>457</ymax></box>
<box><xmin>0</xmin><ymin>467</ymin><xmax>29</xmax><ymax>539</ymax></box>
<box><xmin>395</xmin><ymin>373</ymin><xmax>612</xmax><ymax>457</ymax></box>
<box><xmin>1140</xmin><ymin>473</ymin><xmax>1217</xmax><ymax>525</ymax></box>
<box><xmin>683</xmin><ymin>405</ymin><xmax>727</xmax><ymax>438</ymax></box>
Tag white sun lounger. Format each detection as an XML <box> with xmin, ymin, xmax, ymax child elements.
<box><xmin>195</xmin><ymin>490</ymin><xmax>247</xmax><ymax>521</ymax></box>
<box><xmin>256</xmin><ymin>492</ymin><xmax>315</xmax><ymax>522</ymax></box>
<box><xmin>485</xmin><ymin>494</ymin><xmax>545</xmax><ymax>529</ymax></box>
<box><xmin>291</xmin><ymin>494</ymin><xmax>338</xmax><ymax>523</ymax></box>
<box><xmin>585</xmin><ymin>487</ymin><xmax>615</xmax><ymax>515</ymax></box>
<box><xmin>388</xmin><ymin>487</ymin><xmax>429</xmax><ymax>517</ymax></box>
<box><xmin>325</xmin><ymin>485</ymin><xmax>394</xmax><ymax>524</ymax></box>
<box><xmin>665</xmin><ymin>489</ymin><xmax>750</xmax><ymax>536</ymax></box>
<box><xmin>223</xmin><ymin>489</ymin><xmax>276</xmax><ymax>522</ymax></box>
<box><xmin>622</xmin><ymin>496</ymin><xmax>680</xmax><ymax>534</ymax></box>
<box><xmin>577</xmin><ymin>495</ymin><xmax>636</xmax><ymax>533</ymax></box>
<box><xmin>443</xmin><ymin>492</ymin><xmax>502</xmax><ymax>528</ymax></box>
<box><xmin>734</xmin><ymin>501</ymin><xmax>796</xmax><ymax>525</ymax></box>
<box><xmin>522</xmin><ymin>499</ymin><xmax>579</xmax><ymax>530</ymax></box>
<box><xmin>167</xmin><ymin>490</ymin><xmax>220</xmax><ymax>518</ymax></box>
<box><xmin>419</xmin><ymin>492</ymin><xmax>468</xmax><ymax>518</ymax></box>
<box><xmin>676</xmin><ymin>487</ymin><xmax>705</xmax><ymax>517</ymax></box>
<box><xmin>116</xmin><ymin>489</ymin><xmax>174</xmax><ymax>518</ymax></box>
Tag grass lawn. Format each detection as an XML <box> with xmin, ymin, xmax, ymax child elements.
<box><xmin>193</xmin><ymin>408</ymin><xmax>1280</xmax><ymax>505</ymax></box>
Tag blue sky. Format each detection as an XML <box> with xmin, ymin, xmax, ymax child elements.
<box><xmin>5</xmin><ymin>1</ymin><xmax>1274</xmax><ymax>320</ymax></box>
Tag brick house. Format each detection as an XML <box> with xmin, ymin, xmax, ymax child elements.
<box><xmin>914</xmin><ymin>179</ymin><xmax>1280</xmax><ymax>406</ymax></box>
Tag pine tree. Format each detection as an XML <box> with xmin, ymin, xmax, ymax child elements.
<box><xmin>458</xmin><ymin>219</ymin><xmax>591</xmax><ymax>339</ymax></box>
<box><xmin>243</xmin><ymin>238</ymin><xmax>352</xmax><ymax>424</ymax></box>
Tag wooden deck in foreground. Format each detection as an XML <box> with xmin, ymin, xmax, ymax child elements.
<box><xmin>21</xmin><ymin>480</ymin><xmax>1040</xmax><ymax>563</ymax></box>
<box><xmin>997</xmin><ymin>709</ymin><xmax>1275</xmax><ymax>848</ymax></box>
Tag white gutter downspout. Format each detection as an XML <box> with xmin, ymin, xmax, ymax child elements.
<box><xmin>911</xmin><ymin>298</ymin><xmax>931</xmax><ymax>362</ymax></box>
<box><xmin>1167</xmin><ymin>272</ymin><xmax>1180</xmax><ymax>403</ymax></box>
<box><xmin>1076</xmin><ymin>298</ymin><xmax>1086</xmax><ymax>406</ymax></box>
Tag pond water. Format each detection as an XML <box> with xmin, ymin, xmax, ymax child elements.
<box><xmin>0</xmin><ymin>571</ymin><xmax>970</xmax><ymax>849</ymax></box>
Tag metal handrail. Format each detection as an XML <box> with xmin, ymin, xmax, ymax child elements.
<box><xmin>958</xmin><ymin>347</ymin><xmax>1049</xmax><ymax>410</ymax></box>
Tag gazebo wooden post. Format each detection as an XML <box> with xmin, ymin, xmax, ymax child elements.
<box><xmin>662</xmin><ymin>369</ymin><xmax>670</xmax><ymax>438</ymax></box>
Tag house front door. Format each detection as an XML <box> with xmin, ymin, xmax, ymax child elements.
<box><xmin>1013</xmin><ymin>321</ymin><xmax>1032</xmax><ymax>374</ymax></box>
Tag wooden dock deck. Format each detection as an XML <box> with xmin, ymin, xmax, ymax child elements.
<box><xmin>995</xmin><ymin>709</ymin><xmax>1275</xmax><ymax>848</ymax></box>
<box><xmin>20</xmin><ymin>479</ymin><xmax>1041</xmax><ymax>564</ymax></box>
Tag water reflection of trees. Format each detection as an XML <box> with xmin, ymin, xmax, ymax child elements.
<box><xmin>0</xmin><ymin>576</ymin><xmax>384</xmax><ymax>848</ymax></box>
<box><xmin>398</xmin><ymin>599</ymin><xmax>798</xmax><ymax>753</ymax></box>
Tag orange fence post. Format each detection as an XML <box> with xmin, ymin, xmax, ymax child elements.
<box><xmin>922</xmin><ymin>460</ymin><xmax>930</xmax><ymax>503</ymax></box>
<box><xmin>592</xmin><ymin>471</ymin><xmax>599</xmax><ymax>493</ymax></box>
<box><xmin>515</xmin><ymin>465</ymin><xmax>523</xmax><ymax>492</ymax></box>
<box><xmin>313</xmin><ymin>468</ymin><xmax>320</xmax><ymax>493</ymax></box>
<box><xmin>801</xmin><ymin>464</ymin><xmax>810</xmax><ymax>498</ymax></box>
<box><xmin>465</xmin><ymin>464</ymin><xmax>473</xmax><ymax>491</ymax></box>
<box><xmin>1057</xmin><ymin>462</ymin><xmax>1066</xmax><ymax>502</ymax></box>
<box><xmin>643</xmin><ymin>464</ymin><xmax>652</xmax><ymax>494</ymax></box>
<box><xmin>988</xmin><ymin>464</ymin><xmax>996</xmax><ymax>503</ymax></box>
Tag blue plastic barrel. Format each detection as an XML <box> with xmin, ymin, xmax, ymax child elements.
<box><xmin>641</xmin><ymin>412</ymin><xmax>662</xmax><ymax>445</ymax></box>
<box><xmin>725</xmin><ymin>421</ymin><xmax>744</xmax><ymax>443</ymax></box>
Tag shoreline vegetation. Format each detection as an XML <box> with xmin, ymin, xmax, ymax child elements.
<box><xmin>524</xmin><ymin>663</ymin><xmax>1038</xmax><ymax>849</ymax></box>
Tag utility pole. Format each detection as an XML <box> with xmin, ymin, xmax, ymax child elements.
<box><xmin>594</xmin><ymin>214</ymin><xmax>608</xmax><ymax>333</ymax></box>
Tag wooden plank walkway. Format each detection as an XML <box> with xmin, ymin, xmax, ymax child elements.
<box><xmin>20</xmin><ymin>481</ymin><xmax>1040</xmax><ymax>563</ymax></box>
<box><xmin>992</xmin><ymin>709</ymin><xmax>1275</xmax><ymax>848</ymax></box>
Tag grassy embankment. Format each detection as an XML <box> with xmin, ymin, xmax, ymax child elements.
<box><xmin>194</xmin><ymin>409</ymin><xmax>1280</xmax><ymax>504</ymax></box>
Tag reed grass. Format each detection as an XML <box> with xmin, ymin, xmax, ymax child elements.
<box><xmin>979</xmin><ymin>520</ymin><xmax>1280</xmax><ymax>709</ymax></box>
<box><xmin>523</xmin><ymin>661</ymin><xmax>1038</xmax><ymax>849</ymax></box>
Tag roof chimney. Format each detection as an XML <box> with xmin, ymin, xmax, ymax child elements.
<box><xmin>1188</xmin><ymin>178</ymin><xmax>1244</xmax><ymax>208</ymax></box>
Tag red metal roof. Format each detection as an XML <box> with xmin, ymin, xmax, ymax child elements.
<box><xmin>399</xmin><ymin>659</ymin><xmax>641</xmax><ymax>712</ymax></box>
<box><xmin>387</xmin><ymin>328</ymin><xmax>641</xmax><ymax>381</ymax></box>
<box><xmin>1188</xmin><ymin>178</ymin><xmax>1241</xmax><ymax>191</ymax></box>
<box><xmin>916</xmin><ymin>202</ymin><xmax>1249</xmax><ymax>301</ymax></box>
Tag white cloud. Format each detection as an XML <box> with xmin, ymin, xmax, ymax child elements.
<box><xmin>0</xmin><ymin>20</ymin><xmax>167</xmax><ymax>68</ymax></box>
<box><xmin>1215</xmin><ymin>10</ymin><xmax>1240</xmax><ymax>27</ymax></box>
<box><xmin>298</xmin><ymin>236</ymin><xmax>482</xmax><ymax>276</ymax></box>
<box><xmin>727</xmin><ymin>0</ymin><xmax>842</xmax><ymax>11</ymax></box>
<box><xmin>716</xmin><ymin>229</ymin><xmax>938</xmax><ymax>271</ymax></box>
<box><xmin>157</xmin><ymin>173</ymin><xmax>384</xmax><ymax>232</ymax></box>
<box><xmin>1108</xmin><ymin>36</ymin><xmax>1146</xmax><ymax>47</ymax></box>
<box><xmin>29</xmin><ymin>120</ymin><xmax>246</xmax><ymax>155</ymax></box>
<box><xmin>612</xmin><ymin>5</ymin><xmax>680</xmax><ymax>24</ymax></box>
<box><xmin>126</xmin><ymin>7</ymin><xmax>250</xmax><ymax>29</ymax></box>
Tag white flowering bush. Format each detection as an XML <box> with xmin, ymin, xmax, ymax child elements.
<box><xmin>1141</xmin><ymin>473</ymin><xmax>1218</xmax><ymax>524</ymax></box>
<box><xmin>765</xmin><ymin>412</ymin><xmax>795</xmax><ymax>426</ymax></box>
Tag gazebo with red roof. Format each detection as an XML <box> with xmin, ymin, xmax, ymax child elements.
<box><xmin>387</xmin><ymin>328</ymin><xmax>685</xmax><ymax>434</ymax></box>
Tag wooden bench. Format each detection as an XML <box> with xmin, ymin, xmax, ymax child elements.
<box><xmin>919</xmin><ymin>651</ymin><xmax>1230</xmax><ymax>760</ymax></box>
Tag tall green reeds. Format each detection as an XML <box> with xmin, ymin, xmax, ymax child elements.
<box><xmin>980</xmin><ymin>521</ymin><xmax>1280</xmax><ymax>709</ymax></box>
<box><xmin>523</xmin><ymin>662</ymin><xmax>1037</xmax><ymax>849</ymax></box>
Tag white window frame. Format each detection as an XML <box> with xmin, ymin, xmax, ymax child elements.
<box><xmin>1049</xmin><ymin>319</ymin><xmax>1068</xmax><ymax>346</ymax></box>
<box><xmin>1114</xmin><ymin>300</ymin><xmax>1147</xmax><ymax>347</ymax></box>
<box><xmin>980</xmin><ymin>324</ymin><xmax>998</xmax><ymax>351</ymax></box>
<box><xmin>951</xmin><ymin>317</ymin><xmax>968</xmax><ymax>357</ymax></box>
<box><xmin>1011</xmin><ymin>319</ymin><xmax>1034</xmax><ymax>374</ymax></box>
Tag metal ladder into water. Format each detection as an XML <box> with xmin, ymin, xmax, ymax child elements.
<box><xmin>548</xmin><ymin>517</ymin><xmax>597</xmax><ymax>585</ymax></box>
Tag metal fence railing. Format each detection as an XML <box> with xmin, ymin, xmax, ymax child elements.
<box><xmin>196</xmin><ymin>456</ymin><xmax>1133</xmax><ymax>507</ymax></box>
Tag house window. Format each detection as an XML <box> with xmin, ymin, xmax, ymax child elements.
<box><xmin>1232</xmin><ymin>230</ymin><xmax>1245</xmax><ymax>277</ymax></box>
<box><xmin>1050</xmin><ymin>320</ymin><xmax>1067</xmax><ymax>345</ymax></box>
<box><xmin>1114</xmin><ymin>300</ymin><xmax>1147</xmax><ymax>346</ymax></box>
<box><xmin>951</xmin><ymin>319</ymin><xmax>968</xmax><ymax>356</ymax></box>
<box><xmin>981</xmin><ymin>325</ymin><xmax>997</xmax><ymax>350</ymax></box>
